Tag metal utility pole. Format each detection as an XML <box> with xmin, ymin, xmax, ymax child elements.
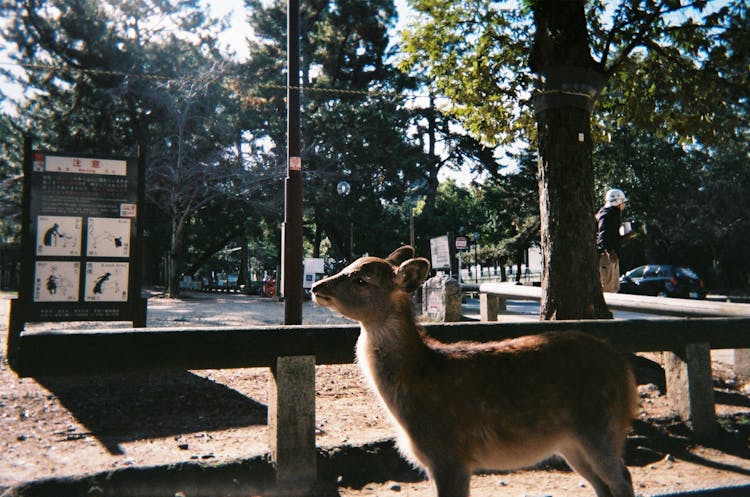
<box><xmin>270</xmin><ymin>1</ymin><xmax>315</xmax><ymax>492</ymax></box>
<box><xmin>282</xmin><ymin>0</ymin><xmax>303</xmax><ymax>325</ymax></box>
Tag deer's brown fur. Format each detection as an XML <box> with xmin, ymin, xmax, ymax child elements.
<box><xmin>312</xmin><ymin>246</ymin><xmax>637</xmax><ymax>497</ymax></box>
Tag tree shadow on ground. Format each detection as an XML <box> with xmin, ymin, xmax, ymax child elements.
<box><xmin>36</xmin><ymin>371</ymin><xmax>267</xmax><ymax>455</ymax></box>
<box><xmin>8</xmin><ymin>438</ymin><xmax>750</xmax><ymax>497</ymax></box>
<box><xmin>629</xmin><ymin>415</ymin><xmax>750</xmax><ymax>472</ymax></box>
<box><xmin>716</xmin><ymin>390</ymin><xmax>750</xmax><ymax>408</ymax></box>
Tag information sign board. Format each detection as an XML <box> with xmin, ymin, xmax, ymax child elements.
<box><xmin>18</xmin><ymin>148</ymin><xmax>142</xmax><ymax>322</ymax></box>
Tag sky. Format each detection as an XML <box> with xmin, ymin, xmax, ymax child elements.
<box><xmin>203</xmin><ymin>0</ymin><xmax>252</xmax><ymax>61</ymax></box>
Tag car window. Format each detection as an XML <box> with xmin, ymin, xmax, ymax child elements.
<box><xmin>627</xmin><ymin>266</ymin><xmax>645</xmax><ymax>278</ymax></box>
<box><xmin>643</xmin><ymin>266</ymin><xmax>660</xmax><ymax>277</ymax></box>
<box><xmin>676</xmin><ymin>267</ymin><xmax>699</xmax><ymax>279</ymax></box>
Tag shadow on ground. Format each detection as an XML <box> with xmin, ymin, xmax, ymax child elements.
<box><xmin>5</xmin><ymin>416</ymin><xmax>750</xmax><ymax>497</ymax></box>
<box><xmin>36</xmin><ymin>371</ymin><xmax>267</xmax><ymax>455</ymax></box>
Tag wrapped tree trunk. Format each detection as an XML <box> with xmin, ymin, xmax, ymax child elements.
<box><xmin>530</xmin><ymin>1</ymin><xmax>611</xmax><ymax>319</ymax></box>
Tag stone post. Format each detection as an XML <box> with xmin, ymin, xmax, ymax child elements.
<box><xmin>422</xmin><ymin>274</ymin><xmax>462</xmax><ymax>322</ymax></box>
<box><xmin>268</xmin><ymin>355</ymin><xmax>317</xmax><ymax>493</ymax></box>
<box><xmin>664</xmin><ymin>343</ymin><xmax>717</xmax><ymax>442</ymax></box>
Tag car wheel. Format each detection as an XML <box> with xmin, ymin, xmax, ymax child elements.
<box><xmin>657</xmin><ymin>290</ymin><xmax>668</xmax><ymax>297</ymax></box>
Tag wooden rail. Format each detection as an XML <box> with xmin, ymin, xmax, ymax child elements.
<box><xmin>7</xmin><ymin>299</ymin><xmax>750</xmax><ymax>492</ymax></box>
<box><xmin>11</xmin><ymin>318</ymin><xmax>750</xmax><ymax>376</ymax></box>
<box><xmin>477</xmin><ymin>282</ymin><xmax>750</xmax><ymax>317</ymax></box>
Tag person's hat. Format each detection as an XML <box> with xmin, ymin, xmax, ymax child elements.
<box><xmin>605</xmin><ymin>188</ymin><xmax>627</xmax><ymax>207</ymax></box>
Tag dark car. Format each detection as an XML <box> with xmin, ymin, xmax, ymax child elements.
<box><xmin>618</xmin><ymin>264</ymin><xmax>706</xmax><ymax>299</ymax></box>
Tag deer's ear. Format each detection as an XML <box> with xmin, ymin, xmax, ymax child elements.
<box><xmin>385</xmin><ymin>245</ymin><xmax>415</xmax><ymax>266</ymax></box>
<box><xmin>395</xmin><ymin>258</ymin><xmax>430</xmax><ymax>293</ymax></box>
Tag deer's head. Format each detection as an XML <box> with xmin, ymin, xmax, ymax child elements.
<box><xmin>311</xmin><ymin>246</ymin><xmax>430</xmax><ymax>323</ymax></box>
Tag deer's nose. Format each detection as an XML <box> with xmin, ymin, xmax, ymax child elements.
<box><xmin>311</xmin><ymin>280</ymin><xmax>324</xmax><ymax>294</ymax></box>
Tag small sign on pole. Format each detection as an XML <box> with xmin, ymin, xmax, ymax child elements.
<box><xmin>455</xmin><ymin>236</ymin><xmax>468</xmax><ymax>250</ymax></box>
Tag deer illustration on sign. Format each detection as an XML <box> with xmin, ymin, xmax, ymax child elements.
<box><xmin>312</xmin><ymin>246</ymin><xmax>637</xmax><ymax>497</ymax></box>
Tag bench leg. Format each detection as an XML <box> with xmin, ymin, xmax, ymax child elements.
<box><xmin>268</xmin><ymin>355</ymin><xmax>317</xmax><ymax>493</ymax></box>
<box><xmin>664</xmin><ymin>343</ymin><xmax>717</xmax><ymax>441</ymax></box>
<box><xmin>479</xmin><ymin>294</ymin><xmax>498</xmax><ymax>321</ymax></box>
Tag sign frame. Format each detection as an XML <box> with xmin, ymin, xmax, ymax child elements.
<box><xmin>7</xmin><ymin>138</ymin><xmax>146</xmax><ymax>370</ymax></box>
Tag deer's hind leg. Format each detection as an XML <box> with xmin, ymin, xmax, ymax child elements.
<box><xmin>562</xmin><ymin>446</ymin><xmax>617</xmax><ymax>497</ymax></box>
<box><xmin>561</xmin><ymin>438</ymin><xmax>634</xmax><ymax>497</ymax></box>
<box><xmin>426</xmin><ymin>462</ymin><xmax>471</xmax><ymax>497</ymax></box>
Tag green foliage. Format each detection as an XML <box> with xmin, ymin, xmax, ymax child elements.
<box><xmin>479</xmin><ymin>147</ymin><xmax>540</xmax><ymax>261</ymax></box>
<box><xmin>594</xmin><ymin>127</ymin><xmax>750</xmax><ymax>289</ymax></box>
<box><xmin>400</xmin><ymin>0</ymin><xmax>746</xmax><ymax>147</ymax></box>
<box><xmin>240</xmin><ymin>0</ymin><xmax>426</xmax><ymax>262</ymax></box>
<box><xmin>399</xmin><ymin>0</ymin><xmax>533</xmax><ymax>146</ymax></box>
<box><xmin>1</xmin><ymin>0</ymin><xmax>747</xmax><ymax>295</ymax></box>
<box><xmin>0</xmin><ymin>110</ymin><xmax>23</xmax><ymax>242</ymax></box>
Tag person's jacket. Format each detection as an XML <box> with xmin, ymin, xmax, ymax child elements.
<box><xmin>596</xmin><ymin>206</ymin><xmax>622</xmax><ymax>255</ymax></box>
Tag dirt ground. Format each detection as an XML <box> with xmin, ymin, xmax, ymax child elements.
<box><xmin>1</xmin><ymin>290</ymin><xmax>749</xmax><ymax>496</ymax></box>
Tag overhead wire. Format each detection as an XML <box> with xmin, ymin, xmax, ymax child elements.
<box><xmin>0</xmin><ymin>60</ymin><xmax>450</xmax><ymax>103</ymax></box>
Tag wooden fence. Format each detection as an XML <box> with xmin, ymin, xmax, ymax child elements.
<box><xmin>6</xmin><ymin>296</ymin><xmax>750</xmax><ymax>493</ymax></box>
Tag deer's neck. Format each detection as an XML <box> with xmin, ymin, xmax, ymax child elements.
<box><xmin>356</xmin><ymin>297</ymin><xmax>432</xmax><ymax>400</ymax></box>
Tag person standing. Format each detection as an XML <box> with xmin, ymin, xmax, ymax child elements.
<box><xmin>596</xmin><ymin>188</ymin><xmax>629</xmax><ymax>292</ymax></box>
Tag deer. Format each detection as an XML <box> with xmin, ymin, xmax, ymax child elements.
<box><xmin>311</xmin><ymin>246</ymin><xmax>638</xmax><ymax>497</ymax></box>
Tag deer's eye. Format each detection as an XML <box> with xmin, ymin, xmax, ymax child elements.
<box><xmin>354</xmin><ymin>277</ymin><xmax>368</xmax><ymax>287</ymax></box>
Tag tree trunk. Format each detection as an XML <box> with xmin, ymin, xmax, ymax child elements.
<box><xmin>531</xmin><ymin>1</ymin><xmax>611</xmax><ymax>319</ymax></box>
<box><xmin>313</xmin><ymin>218</ymin><xmax>322</xmax><ymax>258</ymax></box>
<box><xmin>168</xmin><ymin>217</ymin><xmax>184</xmax><ymax>298</ymax></box>
<box><xmin>239</xmin><ymin>238</ymin><xmax>249</xmax><ymax>288</ymax></box>
<box><xmin>420</xmin><ymin>96</ymin><xmax>440</xmax><ymax>223</ymax></box>
<box><xmin>536</xmin><ymin>106</ymin><xmax>609</xmax><ymax>318</ymax></box>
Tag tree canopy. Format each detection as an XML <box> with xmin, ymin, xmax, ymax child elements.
<box><xmin>0</xmin><ymin>0</ymin><xmax>747</xmax><ymax>298</ymax></box>
<box><xmin>399</xmin><ymin>0</ymin><xmax>748</xmax><ymax>315</ymax></box>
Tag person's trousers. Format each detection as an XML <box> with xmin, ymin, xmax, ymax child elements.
<box><xmin>599</xmin><ymin>251</ymin><xmax>620</xmax><ymax>293</ymax></box>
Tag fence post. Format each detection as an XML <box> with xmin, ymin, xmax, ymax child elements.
<box><xmin>664</xmin><ymin>343</ymin><xmax>717</xmax><ymax>441</ymax></box>
<box><xmin>268</xmin><ymin>355</ymin><xmax>317</xmax><ymax>493</ymax></box>
<box><xmin>480</xmin><ymin>293</ymin><xmax>499</xmax><ymax>321</ymax></box>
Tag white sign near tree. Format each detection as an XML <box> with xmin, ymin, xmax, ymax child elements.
<box><xmin>430</xmin><ymin>235</ymin><xmax>451</xmax><ymax>270</ymax></box>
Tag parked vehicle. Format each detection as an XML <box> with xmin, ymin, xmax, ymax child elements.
<box><xmin>618</xmin><ymin>265</ymin><xmax>706</xmax><ymax>299</ymax></box>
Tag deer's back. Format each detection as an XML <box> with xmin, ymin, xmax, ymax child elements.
<box><xmin>358</xmin><ymin>330</ymin><xmax>637</xmax><ymax>471</ymax></box>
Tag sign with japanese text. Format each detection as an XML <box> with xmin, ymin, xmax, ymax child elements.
<box><xmin>19</xmin><ymin>150</ymin><xmax>142</xmax><ymax>322</ymax></box>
